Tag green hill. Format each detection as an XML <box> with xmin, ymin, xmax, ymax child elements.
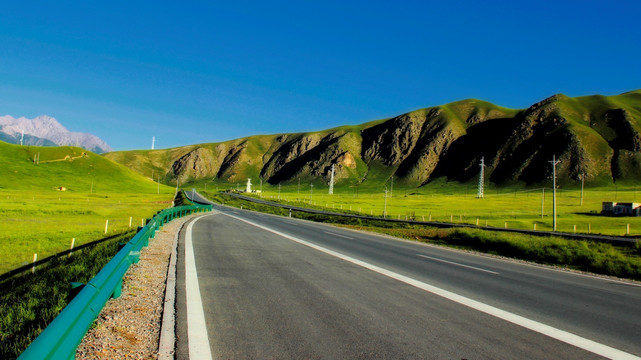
<box><xmin>0</xmin><ymin>141</ymin><xmax>165</xmax><ymax>192</ymax></box>
<box><xmin>105</xmin><ymin>90</ymin><xmax>641</xmax><ymax>188</ymax></box>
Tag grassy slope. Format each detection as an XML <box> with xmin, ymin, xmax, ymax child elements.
<box><xmin>0</xmin><ymin>141</ymin><xmax>165</xmax><ymax>192</ymax></box>
<box><xmin>0</xmin><ymin>141</ymin><xmax>176</xmax><ymax>274</ymax></box>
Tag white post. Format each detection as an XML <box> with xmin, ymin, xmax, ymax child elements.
<box><xmin>534</xmin><ymin>223</ymin><xmax>537</xmax><ymax>231</ymax></box>
<box><xmin>505</xmin><ymin>222</ymin><xmax>508</xmax><ymax>229</ymax></box>
<box><xmin>129</xmin><ymin>216</ymin><xmax>132</xmax><ymax>228</ymax></box>
<box><xmin>69</xmin><ymin>238</ymin><xmax>75</xmax><ymax>257</ymax></box>
<box><xmin>32</xmin><ymin>253</ymin><xmax>37</xmax><ymax>273</ymax></box>
<box><xmin>627</xmin><ymin>223</ymin><xmax>630</xmax><ymax>235</ymax></box>
<box><xmin>476</xmin><ymin>218</ymin><xmax>479</xmax><ymax>226</ymax></box>
<box><xmin>573</xmin><ymin>225</ymin><xmax>576</xmax><ymax>233</ymax></box>
<box><xmin>104</xmin><ymin>219</ymin><xmax>109</xmax><ymax>234</ymax></box>
<box><xmin>142</xmin><ymin>218</ymin><xmax>145</xmax><ymax>227</ymax></box>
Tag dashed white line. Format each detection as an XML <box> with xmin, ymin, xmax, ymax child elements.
<box><xmin>324</xmin><ymin>230</ymin><xmax>354</xmax><ymax>240</ymax></box>
<box><xmin>185</xmin><ymin>216</ymin><xmax>213</xmax><ymax>360</ymax></box>
<box><xmin>416</xmin><ymin>254</ymin><xmax>499</xmax><ymax>275</ymax></box>
<box><xmin>223</xmin><ymin>213</ymin><xmax>639</xmax><ymax>360</ymax></box>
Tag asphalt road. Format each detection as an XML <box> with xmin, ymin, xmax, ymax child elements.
<box><xmin>175</xmin><ymin>204</ymin><xmax>641</xmax><ymax>359</ymax></box>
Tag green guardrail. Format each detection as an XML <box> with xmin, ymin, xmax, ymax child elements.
<box><xmin>18</xmin><ymin>203</ymin><xmax>212</xmax><ymax>360</ymax></box>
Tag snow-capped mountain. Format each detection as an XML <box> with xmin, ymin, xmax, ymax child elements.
<box><xmin>0</xmin><ymin>115</ymin><xmax>113</xmax><ymax>153</ymax></box>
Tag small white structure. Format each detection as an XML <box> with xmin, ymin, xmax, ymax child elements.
<box><xmin>602</xmin><ymin>202</ymin><xmax>641</xmax><ymax>216</ymax></box>
<box><xmin>246</xmin><ymin>178</ymin><xmax>252</xmax><ymax>193</ymax></box>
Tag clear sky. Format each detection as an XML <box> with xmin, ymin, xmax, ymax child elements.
<box><xmin>0</xmin><ymin>1</ymin><xmax>639</xmax><ymax>151</ymax></box>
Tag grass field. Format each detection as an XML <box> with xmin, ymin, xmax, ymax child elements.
<box><xmin>203</xmin><ymin>179</ymin><xmax>641</xmax><ymax>237</ymax></box>
<box><xmin>0</xmin><ymin>141</ymin><xmax>176</xmax><ymax>274</ymax></box>
<box><xmin>0</xmin><ymin>190</ymin><xmax>173</xmax><ymax>274</ymax></box>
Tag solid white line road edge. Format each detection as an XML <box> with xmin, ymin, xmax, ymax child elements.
<box><xmin>185</xmin><ymin>215</ymin><xmax>213</xmax><ymax>360</ymax></box>
<box><xmin>223</xmin><ymin>212</ymin><xmax>639</xmax><ymax>360</ymax></box>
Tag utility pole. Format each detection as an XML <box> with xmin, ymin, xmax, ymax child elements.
<box><xmin>157</xmin><ymin>176</ymin><xmax>160</xmax><ymax>194</ymax></box>
<box><xmin>278</xmin><ymin>183</ymin><xmax>281</xmax><ymax>200</ymax></box>
<box><xmin>541</xmin><ymin>188</ymin><xmax>544</xmax><ymax>219</ymax></box>
<box><xmin>383</xmin><ymin>187</ymin><xmax>388</xmax><ymax>218</ymax></box>
<box><xmin>549</xmin><ymin>155</ymin><xmax>560</xmax><ymax>231</ymax></box>
<box><xmin>152</xmin><ymin>136</ymin><xmax>155</xmax><ymax>150</ymax></box>
<box><xmin>20</xmin><ymin>130</ymin><xmax>24</xmax><ymax>146</ymax></box>
<box><xmin>477</xmin><ymin>156</ymin><xmax>485</xmax><ymax>198</ymax></box>
<box><xmin>390</xmin><ymin>176</ymin><xmax>393</xmax><ymax>198</ymax></box>
<box><xmin>328</xmin><ymin>164</ymin><xmax>335</xmax><ymax>195</ymax></box>
<box><xmin>260</xmin><ymin>179</ymin><xmax>263</xmax><ymax>198</ymax></box>
<box><xmin>298</xmin><ymin>177</ymin><xmax>300</xmax><ymax>194</ymax></box>
<box><xmin>310</xmin><ymin>183</ymin><xmax>314</xmax><ymax>204</ymax></box>
<box><xmin>580</xmin><ymin>172</ymin><xmax>585</xmax><ymax>206</ymax></box>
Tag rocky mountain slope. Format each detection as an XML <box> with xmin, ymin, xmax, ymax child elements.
<box><xmin>105</xmin><ymin>90</ymin><xmax>641</xmax><ymax>188</ymax></box>
<box><xmin>0</xmin><ymin>115</ymin><xmax>112</xmax><ymax>153</ymax></box>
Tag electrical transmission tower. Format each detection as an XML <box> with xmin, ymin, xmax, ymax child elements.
<box><xmin>328</xmin><ymin>164</ymin><xmax>335</xmax><ymax>195</ymax></box>
<box><xmin>549</xmin><ymin>155</ymin><xmax>560</xmax><ymax>231</ymax></box>
<box><xmin>477</xmin><ymin>156</ymin><xmax>485</xmax><ymax>198</ymax></box>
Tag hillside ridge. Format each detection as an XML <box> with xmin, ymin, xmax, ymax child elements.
<box><xmin>105</xmin><ymin>90</ymin><xmax>641</xmax><ymax>188</ymax></box>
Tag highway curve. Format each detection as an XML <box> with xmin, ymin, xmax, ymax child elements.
<box><xmin>174</xmin><ymin>203</ymin><xmax>641</xmax><ymax>359</ymax></box>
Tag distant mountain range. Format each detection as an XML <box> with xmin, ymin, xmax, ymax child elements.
<box><xmin>102</xmin><ymin>89</ymin><xmax>640</xmax><ymax>187</ymax></box>
<box><xmin>0</xmin><ymin>115</ymin><xmax>112</xmax><ymax>154</ymax></box>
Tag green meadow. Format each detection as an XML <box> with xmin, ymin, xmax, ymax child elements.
<box><xmin>0</xmin><ymin>141</ymin><xmax>176</xmax><ymax>274</ymax></box>
<box><xmin>206</xmin><ymin>179</ymin><xmax>641</xmax><ymax>238</ymax></box>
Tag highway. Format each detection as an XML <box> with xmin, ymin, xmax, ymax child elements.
<box><xmin>175</xmin><ymin>201</ymin><xmax>641</xmax><ymax>359</ymax></box>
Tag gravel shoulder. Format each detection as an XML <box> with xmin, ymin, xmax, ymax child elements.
<box><xmin>76</xmin><ymin>214</ymin><xmax>199</xmax><ymax>360</ymax></box>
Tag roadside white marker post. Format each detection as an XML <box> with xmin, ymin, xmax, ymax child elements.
<box><xmin>574</xmin><ymin>225</ymin><xmax>577</xmax><ymax>233</ymax></box>
<box><xmin>534</xmin><ymin>223</ymin><xmax>537</xmax><ymax>231</ymax></box>
<box><xmin>69</xmin><ymin>238</ymin><xmax>75</xmax><ymax>257</ymax></box>
<box><xmin>627</xmin><ymin>224</ymin><xmax>630</xmax><ymax>235</ymax></box>
<box><xmin>32</xmin><ymin>253</ymin><xmax>37</xmax><ymax>273</ymax></box>
<box><xmin>129</xmin><ymin>216</ymin><xmax>133</xmax><ymax>228</ymax></box>
<box><xmin>104</xmin><ymin>220</ymin><xmax>109</xmax><ymax>234</ymax></box>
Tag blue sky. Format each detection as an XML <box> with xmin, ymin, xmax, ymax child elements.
<box><xmin>0</xmin><ymin>1</ymin><xmax>639</xmax><ymax>150</ymax></box>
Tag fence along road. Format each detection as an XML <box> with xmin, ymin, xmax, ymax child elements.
<box><xmin>178</xmin><ymin>191</ymin><xmax>641</xmax><ymax>359</ymax></box>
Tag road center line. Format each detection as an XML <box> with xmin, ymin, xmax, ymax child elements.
<box><xmin>223</xmin><ymin>212</ymin><xmax>639</xmax><ymax>360</ymax></box>
<box><xmin>416</xmin><ymin>254</ymin><xmax>499</xmax><ymax>274</ymax></box>
<box><xmin>324</xmin><ymin>230</ymin><xmax>354</xmax><ymax>239</ymax></box>
<box><xmin>185</xmin><ymin>216</ymin><xmax>213</xmax><ymax>360</ymax></box>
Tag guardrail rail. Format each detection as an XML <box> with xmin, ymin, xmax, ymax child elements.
<box><xmin>18</xmin><ymin>203</ymin><xmax>212</xmax><ymax>360</ymax></box>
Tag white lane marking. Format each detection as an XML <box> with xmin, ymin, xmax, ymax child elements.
<box><xmin>185</xmin><ymin>216</ymin><xmax>213</xmax><ymax>360</ymax></box>
<box><xmin>416</xmin><ymin>254</ymin><xmax>499</xmax><ymax>275</ymax></box>
<box><xmin>284</xmin><ymin>221</ymin><xmax>300</xmax><ymax>226</ymax></box>
<box><xmin>324</xmin><ymin>230</ymin><xmax>354</xmax><ymax>240</ymax></box>
<box><xmin>223</xmin><ymin>213</ymin><xmax>639</xmax><ymax>360</ymax></box>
